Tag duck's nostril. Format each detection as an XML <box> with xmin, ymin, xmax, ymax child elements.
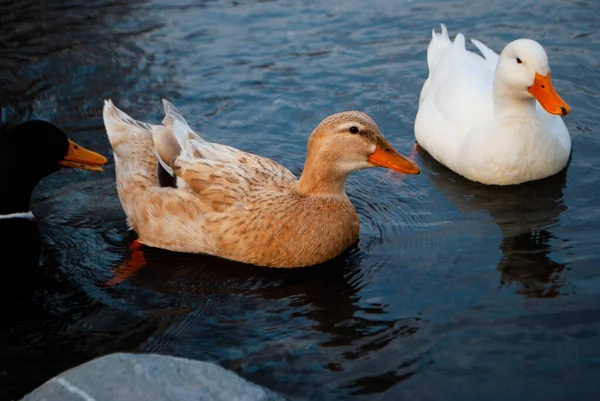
<box><xmin>561</xmin><ymin>106</ymin><xmax>567</xmax><ymax>115</ymax></box>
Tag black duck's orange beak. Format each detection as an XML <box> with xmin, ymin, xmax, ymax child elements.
<box><xmin>58</xmin><ymin>139</ymin><xmax>107</xmax><ymax>172</ymax></box>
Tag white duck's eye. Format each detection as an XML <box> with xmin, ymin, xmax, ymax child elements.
<box><xmin>516</xmin><ymin>57</ymin><xmax>523</xmax><ymax>64</ymax></box>
<box><xmin>349</xmin><ymin>126</ymin><xmax>359</xmax><ymax>134</ymax></box>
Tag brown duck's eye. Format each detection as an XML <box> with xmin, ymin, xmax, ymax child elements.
<box><xmin>516</xmin><ymin>57</ymin><xmax>522</xmax><ymax>64</ymax></box>
<box><xmin>349</xmin><ymin>126</ymin><xmax>359</xmax><ymax>134</ymax></box>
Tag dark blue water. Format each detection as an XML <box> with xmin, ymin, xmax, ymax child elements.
<box><xmin>1</xmin><ymin>0</ymin><xmax>600</xmax><ymax>399</ymax></box>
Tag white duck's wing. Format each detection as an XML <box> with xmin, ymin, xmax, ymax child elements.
<box><xmin>470</xmin><ymin>37</ymin><xmax>500</xmax><ymax>73</ymax></box>
<box><xmin>154</xmin><ymin>100</ymin><xmax>297</xmax><ymax>212</ymax></box>
<box><xmin>423</xmin><ymin>29</ymin><xmax>495</xmax><ymax>132</ymax></box>
<box><xmin>415</xmin><ymin>26</ymin><xmax>497</xmax><ymax>165</ymax></box>
<box><xmin>420</xmin><ymin>25</ymin><xmax>495</xmax><ymax>103</ymax></box>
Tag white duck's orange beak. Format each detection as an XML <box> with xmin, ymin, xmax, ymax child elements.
<box><xmin>528</xmin><ymin>72</ymin><xmax>571</xmax><ymax>116</ymax></box>
<box><xmin>368</xmin><ymin>137</ymin><xmax>420</xmax><ymax>175</ymax></box>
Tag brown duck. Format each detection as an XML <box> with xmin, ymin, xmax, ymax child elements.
<box><xmin>102</xmin><ymin>99</ymin><xmax>419</xmax><ymax>268</ymax></box>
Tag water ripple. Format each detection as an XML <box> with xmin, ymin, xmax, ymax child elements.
<box><xmin>2</xmin><ymin>0</ymin><xmax>600</xmax><ymax>399</ymax></box>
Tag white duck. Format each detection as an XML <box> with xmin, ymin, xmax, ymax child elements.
<box><xmin>414</xmin><ymin>24</ymin><xmax>571</xmax><ymax>185</ymax></box>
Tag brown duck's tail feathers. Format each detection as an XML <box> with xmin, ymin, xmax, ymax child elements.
<box><xmin>102</xmin><ymin>99</ymin><xmax>157</xmax><ymax>159</ymax></box>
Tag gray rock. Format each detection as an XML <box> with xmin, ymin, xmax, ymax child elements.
<box><xmin>21</xmin><ymin>353</ymin><xmax>284</xmax><ymax>401</ymax></box>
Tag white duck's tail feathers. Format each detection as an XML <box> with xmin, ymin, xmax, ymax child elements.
<box><xmin>427</xmin><ymin>23</ymin><xmax>452</xmax><ymax>72</ymax></box>
<box><xmin>452</xmin><ymin>32</ymin><xmax>466</xmax><ymax>49</ymax></box>
<box><xmin>431</xmin><ymin>23</ymin><xmax>450</xmax><ymax>41</ymax></box>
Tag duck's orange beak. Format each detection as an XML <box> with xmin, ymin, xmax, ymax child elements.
<box><xmin>528</xmin><ymin>73</ymin><xmax>571</xmax><ymax>116</ymax></box>
<box><xmin>58</xmin><ymin>139</ymin><xmax>108</xmax><ymax>172</ymax></box>
<box><xmin>368</xmin><ymin>137</ymin><xmax>420</xmax><ymax>175</ymax></box>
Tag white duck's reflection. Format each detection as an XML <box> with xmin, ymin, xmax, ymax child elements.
<box><xmin>416</xmin><ymin>145</ymin><xmax>569</xmax><ymax>298</ymax></box>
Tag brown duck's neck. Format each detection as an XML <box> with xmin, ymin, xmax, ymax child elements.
<box><xmin>296</xmin><ymin>156</ymin><xmax>349</xmax><ymax>197</ymax></box>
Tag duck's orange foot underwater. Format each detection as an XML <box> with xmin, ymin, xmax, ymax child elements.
<box><xmin>105</xmin><ymin>239</ymin><xmax>146</xmax><ymax>287</ymax></box>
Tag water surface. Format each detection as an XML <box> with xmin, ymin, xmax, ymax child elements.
<box><xmin>1</xmin><ymin>0</ymin><xmax>600</xmax><ymax>399</ymax></box>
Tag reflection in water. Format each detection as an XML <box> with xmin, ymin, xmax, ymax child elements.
<box><xmin>498</xmin><ymin>229</ymin><xmax>566</xmax><ymax>298</ymax></box>
<box><xmin>417</xmin><ymin>146</ymin><xmax>569</xmax><ymax>298</ymax></box>
<box><xmin>107</xmin><ymin>241</ymin><xmax>423</xmax><ymax>397</ymax></box>
<box><xmin>105</xmin><ymin>242</ymin><xmax>365</xmax><ymax>336</ymax></box>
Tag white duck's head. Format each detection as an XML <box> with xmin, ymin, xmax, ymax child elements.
<box><xmin>495</xmin><ymin>38</ymin><xmax>570</xmax><ymax>116</ymax></box>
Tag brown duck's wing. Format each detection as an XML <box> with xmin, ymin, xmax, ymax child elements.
<box><xmin>173</xmin><ymin>149</ymin><xmax>297</xmax><ymax>213</ymax></box>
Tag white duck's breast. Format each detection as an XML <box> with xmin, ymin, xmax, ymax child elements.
<box><xmin>456</xmin><ymin>116</ymin><xmax>571</xmax><ymax>185</ymax></box>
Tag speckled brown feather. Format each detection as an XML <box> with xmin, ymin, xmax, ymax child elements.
<box><xmin>102</xmin><ymin>100</ymin><xmax>398</xmax><ymax>267</ymax></box>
